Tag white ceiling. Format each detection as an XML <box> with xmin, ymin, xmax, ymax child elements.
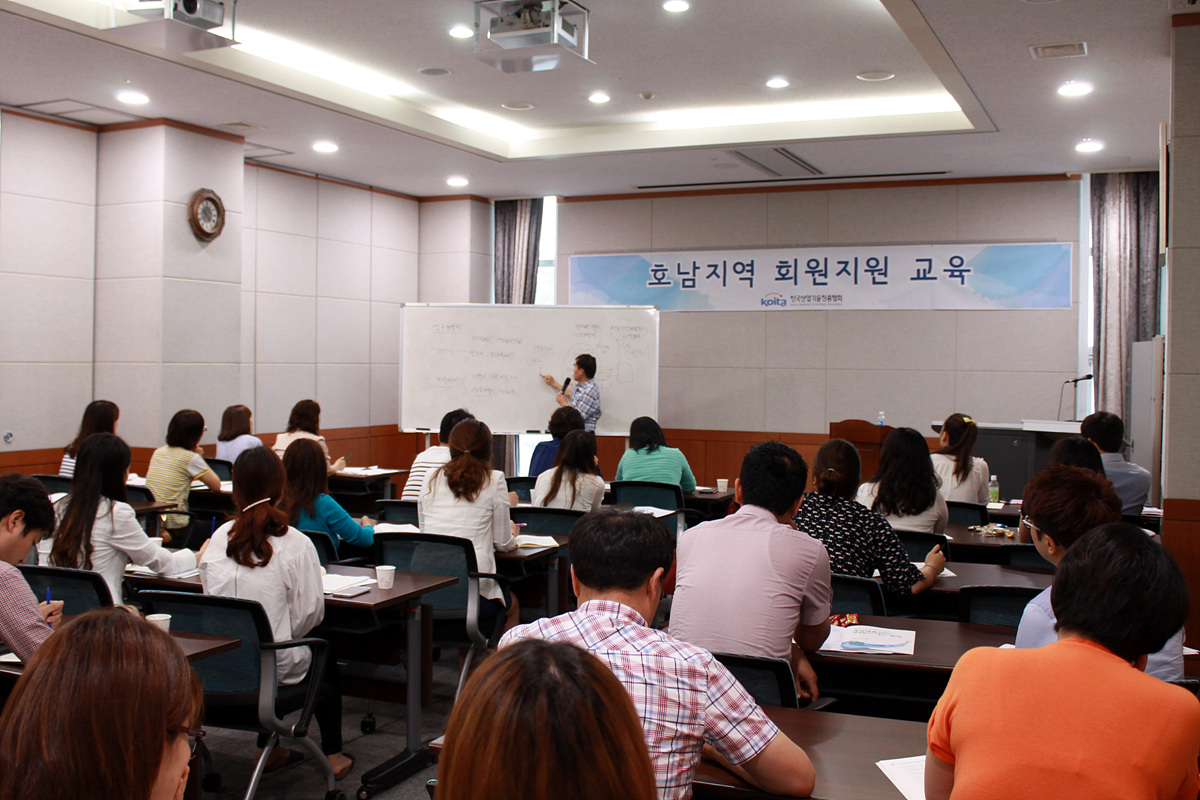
<box><xmin>0</xmin><ymin>0</ymin><xmax>1178</xmax><ymax>198</ymax></box>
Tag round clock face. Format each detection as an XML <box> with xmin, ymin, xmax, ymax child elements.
<box><xmin>188</xmin><ymin>189</ymin><xmax>225</xmax><ymax>242</ymax></box>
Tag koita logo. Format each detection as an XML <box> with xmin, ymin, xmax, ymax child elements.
<box><xmin>761</xmin><ymin>293</ymin><xmax>787</xmax><ymax>307</ymax></box>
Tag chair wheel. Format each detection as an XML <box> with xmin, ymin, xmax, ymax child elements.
<box><xmin>356</xmin><ymin>787</ymin><xmax>372</xmax><ymax>800</ymax></box>
<box><xmin>360</xmin><ymin>714</ymin><xmax>376</xmax><ymax>734</ymax></box>
<box><xmin>325</xmin><ymin>791</ymin><xmax>347</xmax><ymax>800</ymax></box>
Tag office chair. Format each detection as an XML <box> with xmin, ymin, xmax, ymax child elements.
<box><xmin>958</xmin><ymin>585</ymin><xmax>1042</xmax><ymax>626</ymax></box>
<box><xmin>505</xmin><ymin>476</ymin><xmax>538</xmax><ymax>503</ymax></box>
<box><xmin>31</xmin><ymin>474</ymin><xmax>72</xmax><ymax>496</ymax></box>
<box><xmin>17</xmin><ymin>564</ymin><xmax>113</xmax><ymax>615</ymax></box>
<box><xmin>376</xmin><ymin>500</ymin><xmax>419</xmax><ymax>525</ymax></box>
<box><xmin>894</xmin><ymin>530</ymin><xmax>951</xmax><ymax>562</ymax></box>
<box><xmin>947</xmin><ymin>501</ymin><xmax>989</xmax><ymax>526</ymax></box>
<box><xmin>830</xmin><ymin>572</ymin><xmax>887</xmax><ymax>616</ymax></box>
<box><xmin>206</xmin><ymin>458</ymin><xmax>234</xmax><ymax>481</ymax></box>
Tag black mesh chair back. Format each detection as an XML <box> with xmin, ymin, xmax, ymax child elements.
<box><xmin>1004</xmin><ymin>543</ymin><xmax>1053</xmax><ymax>568</ymax></box>
<box><xmin>712</xmin><ymin>652</ymin><xmax>799</xmax><ymax>708</ymax></box>
<box><xmin>1170</xmin><ymin>679</ymin><xmax>1200</xmax><ymax>697</ymax></box>
<box><xmin>140</xmin><ymin>590</ymin><xmax>270</xmax><ymax>695</ymax></box>
<box><xmin>509</xmin><ymin>506</ymin><xmax>584</xmax><ymax>537</ymax></box>
<box><xmin>124</xmin><ymin>484</ymin><xmax>156</xmax><ymax>503</ymax></box>
<box><xmin>375</xmin><ymin>533</ymin><xmax>475</xmax><ymax>616</ymax></box>
<box><xmin>947</xmin><ymin>501</ymin><xmax>989</xmax><ymax>526</ymax></box>
<box><xmin>609</xmin><ymin>480</ymin><xmax>685</xmax><ymax>510</ymax></box>
<box><xmin>206</xmin><ymin>458</ymin><xmax>234</xmax><ymax>481</ymax></box>
<box><xmin>958</xmin><ymin>585</ymin><xmax>1042</xmax><ymax>626</ymax></box>
<box><xmin>376</xmin><ymin>500</ymin><xmax>419</xmax><ymax>525</ymax></box>
<box><xmin>831</xmin><ymin>572</ymin><xmax>887</xmax><ymax>616</ymax></box>
<box><xmin>17</xmin><ymin>564</ymin><xmax>113</xmax><ymax>615</ymax></box>
<box><xmin>301</xmin><ymin>530</ymin><xmax>339</xmax><ymax>566</ymax></box>
<box><xmin>506</xmin><ymin>476</ymin><xmax>538</xmax><ymax>503</ymax></box>
<box><xmin>31</xmin><ymin>474</ymin><xmax>71</xmax><ymax>496</ymax></box>
<box><xmin>894</xmin><ymin>530</ymin><xmax>951</xmax><ymax>562</ymax></box>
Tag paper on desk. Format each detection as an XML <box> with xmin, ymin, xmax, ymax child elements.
<box><xmin>515</xmin><ymin>534</ymin><xmax>559</xmax><ymax>548</ymax></box>
<box><xmin>0</xmin><ymin>652</ymin><xmax>22</xmax><ymax>663</ymax></box>
<box><xmin>339</xmin><ymin>467</ymin><xmax>391</xmax><ymax>476</ymax></box>
<box><xmin>819</xmin><ymin>625</ymin><xmax>916</xmax><ymax>655</ymax></box>
<box><xmin>633</xmin><ymin>506</ymin><xmax>676</xmax><ymax>518</ymax></box>
<box><xmin>876</xmin><ymin>755</ymin><xmax>926</xmax><ymax>800</ymax></box>
<box><xmin>373</xmin><ymin>523</ymin><xmax>420</xmax><ymax>533</ymax></box>
<box><xmin>123</xmin><ymin>564</ymin><xmax>199</xmax><ymax>579</ymax></box>
<box><xmin>322</xmin><ymin>574</ymin><xmax>371</xmax><ymax>594</ymax></box>
<box><xmin>1184</xmin><ymin>646</ymin><xmax>1199</xmax><ymax>656</ymax></box>
<box><xmin>872</xmin><ymin>563</ymin><xmax>955</xmax><ymax>578</ymax></box>
<box><xmin>986</xmin><ymin>501</ymin><xmax>1005</xmax><ymax>510</ymax></box>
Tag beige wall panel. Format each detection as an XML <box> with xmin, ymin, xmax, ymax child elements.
<box><xmin>317</xmin><ymin>180</ymin><xmax>372</xmax><ymax>245</ymax></box>
<box><xmin>0</xmin><ymin>194</ymin><xmax>95</xmax><ymax>279</ymax></box>
<box><xmin>825</xmin><ymin>368</ymin><xmax>955</xmax><ymax>432</ymax></box>
<box><xmin>650</xmin><ymin>194</ymin><xmax>769</xmax><ymax>249</ymax></box>
<box><xmin>826</xmin><ymin>310</ymin><xmax>956</xmax><ymax>371</ymax></box>
<box><xmin>827</xmin><ymin>185</ymin><xmax>957</xmax><ymax>244</ymax></box>
<box><xmin>316</xmin><ymin>297</ymin><xmax>371</xmax><ymax>364</ymax></box>
<box><xmin>255</xmin><ymin>293</ymin><xmax>316</xmax><ymax>364</ymax></box>
<box><xmin>317</xmin><ymin>239</ymin><xmax>371</xmax><ymax>300</ymax></box>
<box><xmin>766</xmin><ymin>191</ymin><xmax>830</xmax><ymax>246</ymax></box>
<box><xmin>94</xmin><ymin>278</ymin><xmax>163</xmax><ymax>364</ymax></box>
<box><xmin>255</xmin><ymin>169</ymin><xmax>317</xmax><ymax>237</ymax></box>
<box><xmin>763</xmin><ymin>311</ymin><xmax>829</xmax><ymax>370</ymax></box>
<box><xmin>0</xmin><ymin>363</ymin><xmax>94</xmax><ymax>451</ymax></box>
<box><xmin>764</xmin><ymin>368</ymin><xmax>828</xmax><ymax>433</ymax></box>
<box><xmin>660</xmin><ymin>311</ymin><xmax>766</xmax><ymax>369</ymax></box>
<box><xmin>659</xmin><ymin>367</ymin><xmax>765</xmax><ymax>431</ymax></box>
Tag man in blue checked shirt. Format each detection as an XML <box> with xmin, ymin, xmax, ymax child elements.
<box><xmin>541</xmin><ymin>353</ymin><xmax>601</xmax><ymax>432</ymax></box>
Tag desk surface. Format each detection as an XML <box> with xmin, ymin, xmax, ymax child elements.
<box><xmin>125</xmin><ymin>564</ymin><xmax>456</xmax><ymax>611</ymax></box>
<box><xmin>810</xmin><ymin>615</ymin><xmax>1014</xmax><ymax>674</ymax></box>
<box><xmin>945</xmin><ymin>522</ymin><xmax>1022</xmax><ymax>550</ymax></box>
<box><xmin>129</xmin><ymin>500</ymin><xmax>177</xmax><ymax>515</ymax></box>
<box><xmin>497</xmin><ymin>534</ymin><xmax>569</xmax><ymax>562</ymax></box>
<box><xmin>694</xmin><ymin>707</ymin><xmax>927</xmax><ymax>800</ymax></box>
<box><xmin>925</xmin><ymin>562</ymin><xmax>1053</xmax><ymax>597</ymax></box>
<box><xmin>0</xmin><ymin>628</ymin><xmax>239</xmax><ymax>679</ymax></box>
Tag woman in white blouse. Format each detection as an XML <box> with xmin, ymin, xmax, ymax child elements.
<box><xmin>419</xmin><ymin>418</ymin><xmax>519</xmax><ymax>633</ymax></box>
<box><xmin>930</xmin><ymin>413</ymin><xmax>991</xmax><ymax>503</ymax></box>
<box><xmin>532</xmin><ymin>430</ymin><xmax>606</xmax><ymax>513</ymax></box>
<box><xmin>198</xmin><ymin>446</ymin><xmax>353</xmax><ymax>780</ymax></box>
<box><xmin>855</xmin><ymin>427</ymin><xmax>948</xmax><ymax>533</ymax></box>
<box><xmin>44</xmin><ymin>432</ymin><xmax>202</xmax><ymax>605</ymax></box>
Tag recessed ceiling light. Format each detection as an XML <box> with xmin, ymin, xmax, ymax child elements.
<box><xmin>856</xmin><ymin>71</ymin><xmax>895</xmax><ymax>82</ymax></box>
<box><xmin>312</xmin><ymin>140</ymin><xmax>339</xmax><ymax>153</ymax></box>
<box><xmin>448</xmin><ymin>24</ymin><xmax>473</xmax><ymax>39</ymax></box>
<box><xmin>765</xmin><ymin>77</ymin><xmax>790</xmax><ymax>89</ymax></box>
<box><xmin>419</xmin><ymin>67</ymin><xmax>451</xmax><ymax>77</ymax></box>
<box><xmin>1057</xmin><ymin>80</ymin><xmax>1093</xmax><ymax>97</ymax></box>
<box><xmin>116</xmin><ymin>89</ymin><xmax>149</xmax><ymax>105</ymax></box>
<box><xmin>446</xmin><ymin>176</ymin><xmax>469</xmax><ymax>187</ymax></box>
<box><xmin>1075</xmin><ymin>138</ymin><xmax>1104</xmax><ymax>153</ymax></box>
<box><xmin>663</xmin><ymin>0</ymin><xmax>690</xmax><ymax>11</ymax></box>
<box><xmin>501</xmin><ymin>102</ymin><xmax>535</xmax><ymax>111</ymax></box>
<box><xmin>589</xmin><ymin>91</ymin><xmax>611</xmax><ymax>104</ymax></box>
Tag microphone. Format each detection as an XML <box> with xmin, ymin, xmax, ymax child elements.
<box><xmin>1057</xmin><ymin>374</ymin><xmax>1093</xmax><ymax>421</ymax></box>
<box><xmin>561</xmin><ymin>378</ymin><xmax>571</xmax><ymax>393</ymax></box>
<box><xmin>1065</xmin><ymin>373</ymin><xmax>1093</xmax><ymax>384</ymax></box>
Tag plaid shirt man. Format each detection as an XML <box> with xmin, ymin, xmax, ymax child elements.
<box><xmin>0</xmin><ymin>561</ymin><xmax>51</xmax><ymax>662</ymax></box>
<box><xmin>569</xmin><ymin>379</ymin><xmax>601</xmax><ymax>432</ymax></box>
<box><xmin>500</xmin><ymin>599</ymin><xmax>779</xmax><ymax>800</ymax></box>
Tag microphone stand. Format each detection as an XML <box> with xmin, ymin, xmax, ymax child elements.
<box><xmin>1057</xmin><ymin>375</ymin><xmax>1093</xmax><ymax>421</ymax></box>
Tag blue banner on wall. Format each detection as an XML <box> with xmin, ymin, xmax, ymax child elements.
<box><xmin>569</xmin><ymin>243</ymin><xmax>1073</xmax><ymax>310</ymax></box>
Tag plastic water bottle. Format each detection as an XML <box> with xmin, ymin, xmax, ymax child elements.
<box><xmin>877</xmin><ymin>411</ymin><xmax>886</xmax><ymax>426</ymax></box>
<box><xmin>989</xmin><ymin>475</ymin><xmax>1000</xmax><ymax>503</ymax></box>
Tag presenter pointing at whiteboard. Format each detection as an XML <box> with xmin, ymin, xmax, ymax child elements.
<box><xmin>541</xmin><ymin>353</ymin><xmax>601</xmax><ymax>432</ymax></box>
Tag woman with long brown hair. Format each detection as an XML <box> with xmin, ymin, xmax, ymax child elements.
<box><xmin>419</xmin><ymin>418</ymin><xmax>519</xmax><ymax>631</ymax></box>
<box><xmin>44</xmin><ymin>432</ymin><xmax>201</xmax><ymax>603</ymax></box>
<box><xmin>279</xmin><ymin>438</ymin><xmax>374</xmax><ymax>553</ymax></box>
<box><xmin>59</xmin><ymin>399</ymin><xmax>119</xmax><ymax>478</ymax></box>
<box><xmin>532</xmin><ymin>429</ymin><xmax>605</xmax><ymax>512</ymax></box>
<box><xmin>272</xmin><ymin>399</ymin><xmax>345</xmax><ymax>475</ymax></box>
<box><xmin>856</xmin><ymin>427</ymin><xmax>948</xmax><ymax>533</ymax></box>
<box><xmin>0</xmin><ymin>608</ymin><xmax>203</xmax><ymax>800</ymax></box>
<box><xmin>215</xmin><ymin>403</ymin><xmax>263</xmax><ymax>464</ymax></box>
<box><xmin>930</xmin><ymin>412</ymin><xmax>991</xmax><ymax>503</ymax></box>
<box><xmin>437</xmin><ymin>639</ymin><xmax>657</xmax><ymax>800</ymax></box>
<box><xmin>198</xmin><ymin>446</ymin><xmax>353</xmax><ymax>779</ymax></box>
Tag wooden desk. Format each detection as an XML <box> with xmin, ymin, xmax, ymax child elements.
<box><xmin>810</xmin><ymin>615</ymin><xmax>1015</xmax><ymax>720</ymax></box>
<box><xmin>944</xmin><ymin>522</ymin><xmax>1026</xmax><ymax>564</ymax></box>
<box><xmin>0</xmin><ymin>627</ymin><xmax>239</xmax><ymax>680</ymax></box>
<box><xmin>695</xmin><ymin>707</ymin><xmax>928</xmax><ymax>799</ymax></box>
<box><xmin>130</xmin><ymin>499</ymin><xmax>177</xmax><ymax>538</ymax></box>
<box><xmin>685</xmin><ymin>488</ymin><xmax>736</xmax><ymax>521</ymax></box>
<box><xmin>329</xmin><ymin>468</ymin><xmax>407</xmax><ymax>502</ymax></box>
<box><xmin>498</xmin><ymin>534</ymin><xmax>570</xmax><ymax>615</ymax></box>
<box><xmin>893</xmin><ymin>562</ymin><xmax>1051</xmax><ymax>620</ymax></box>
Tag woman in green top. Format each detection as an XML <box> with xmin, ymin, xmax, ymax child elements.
<box><xmin>614</xmin><ymin>416</ymin><xmax>697</xmax><ymax>492</ymax></box>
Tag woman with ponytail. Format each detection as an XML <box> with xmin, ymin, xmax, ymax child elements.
<box><xmin>43</xmin><ymin>432</ymin><xmax>202</xmax><ymax>604</ymax></box>
<box><xmin>419</xmin><ymin>419</ymin><xmax>519</xmax><ymax>632</ymax></box>
<box><xmin>930</xmin><ymin>413</ymin><xmax>991</xmax><ymax>503</ymax></box>
<box><xmin>796</xmin><ymin>439</ymin><xmax>945</xmax><ymax>597</ymax></box>
<box><xmin>198</xmin><ymin>447</ymin><xmax>353</xmax><ymax>779</ymax></box>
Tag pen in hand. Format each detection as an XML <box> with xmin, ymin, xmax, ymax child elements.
<box><xmin>45</xmin><ymin>588</ymin><xmax>52</xmax><ymax>628</ymax></box>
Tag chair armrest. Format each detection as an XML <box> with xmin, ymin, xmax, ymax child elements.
<box><xmin>333</xmin><ymin>556</ymin><xmax>369</xmax><ymax>566</ymax></box>
<box><xmin>262</xmin><ymin>637</ymin><xmax>330</xmax><ymax>737</ymax></box>
<box><xmin>470</xmin><ymin>571</ymin><xmax>512</xmax><ymax>589</ymax></box>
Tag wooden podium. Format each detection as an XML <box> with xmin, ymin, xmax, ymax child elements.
<box><xmin>829</xmin><ymin>419</ymin><xmax>895</xmax><ymax>481</ymax></box>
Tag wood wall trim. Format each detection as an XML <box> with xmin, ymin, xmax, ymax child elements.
<box><xmin>369</xmin><ymin>186</ymin><xmax>419</xmax><ymax>202</ymax></box>
<box><xmin>98</xmin><ymin>118</ymin><xmax>245</xmax><ymax>144</ymax></box>
<box><xmin>1164</xmin><ymin>498</ymin><xmax>1200</xmax><ymax>522</ymax></box>
<box><xmin>0</xmin><ymin>109</ymin><xmax>96</xmax><ymax>132</ymax></box>
<box><xmin>1172</xmin><ymin>12</ymin><xmax>1200</xmax><ymax>27</ymax></box>
<box><xmin>419</xmin><ymin>194</ymin><xmax>493</xmax><ymax>205</ymax></box>
<box><xmin>559</xmin><ymin>173</ymin><xmax>1080</xmax><ymax>204</ymax></box>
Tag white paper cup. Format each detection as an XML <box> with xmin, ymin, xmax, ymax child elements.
<box><xmin>716</xmin><ymin>478</ymin><xmax>729</xmax><ymax>492</ymax></box>
<box><xmin>375</xmin><ymin>565</ymin><xmax>396</xmax><ymax>590</ymax></box>
<box><xmin>146</xmin><ymin>613</ymin><xmax>171</xmax><ymax>632</ymax></box>
<box><xmin>148</xmin><ymin>537</ymin><xmax>164</xmax><ymax>549</ymax></box>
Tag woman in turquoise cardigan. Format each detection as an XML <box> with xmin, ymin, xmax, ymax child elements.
<box><xmin>279</xmin><ymin>439</ymin><xmax>374</xmax><ymax>552</ymax></box>
<box><xmin>615</xmin><ymin>416</ymin><xmax>697</xmax><ymax>492</ymax></box>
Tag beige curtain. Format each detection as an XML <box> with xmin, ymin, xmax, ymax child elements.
<box><xmin>1091</xmin><ymin>172</ymin><xmax>1159</xmax><ymax>425</ymax></box>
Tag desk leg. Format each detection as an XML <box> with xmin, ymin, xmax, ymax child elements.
<box><xmin>355</xmin><ymin>601</ymin><xmax>431</xmax><ymax>799</ymax></box>
<box><xmin>547</xmin><ymin>559</ymin><xmax>559</xmax><ymax>616</ymax></box>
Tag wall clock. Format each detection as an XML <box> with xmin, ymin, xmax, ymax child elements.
<box><xmin>188</xmin><ymin>188</ymin><xmax>225</xmax><ymax>242</ymax></box>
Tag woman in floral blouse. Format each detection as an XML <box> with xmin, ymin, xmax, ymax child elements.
<box><xmin>794</xmin><ymin>439</ymin><xmax>945</xmax><ymax>597</ymax></box>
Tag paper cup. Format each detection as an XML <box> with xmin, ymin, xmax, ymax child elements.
<box><xmin>375</xmin><ymin>565</ymin><xmax>396</xmax><ymax>590</ymax></box>
<box><xmin>148</xmin><ymin>537</ymin><xmax>164</xmax><ymax>549</ymax></box>
<box><xmin>146</xmin><ymin>613</ymin><xmax>171</xmax><ymax>632</ymax></box>
<box><xmin>716</xmin><ymin>478</ymin><xmax>729</xmax><ymax>492</ymax></box>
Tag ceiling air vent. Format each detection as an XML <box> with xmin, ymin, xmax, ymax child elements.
<box><xmin>724</xmin><ymin>146</ymin><xmax>824</xmax><ymax>178</ymax></box>
<box><xmin>1029</xmin><ymin>42</ymin><xmax>1088</xmax><ymax>59</ymax></box>
<box><xmin>219</xmin><ymin>122</ymin><xmax>265</xmax><ymax>133</ymax></box>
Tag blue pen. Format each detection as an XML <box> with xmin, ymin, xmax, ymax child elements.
<box><xmin>45</xmin><ymin>588</ymin><xmax>52</xmax><ymax>628</ymax></box>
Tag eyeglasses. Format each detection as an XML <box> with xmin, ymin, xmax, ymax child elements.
<box><xmin>172</xmin><ymin>727</ymin><xmax>206</xmax><ymax>758</ymax></box>
<box><xmin>1022</xmin><ymin>516</ymin><xmax>1043</xmax><ymax>537</ymax></box>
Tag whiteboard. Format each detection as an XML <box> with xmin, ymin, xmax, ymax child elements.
<box><xmin>399</xmin><ymin>304</ymin><xmax>658</xmax><ymax>436</ymax></box>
